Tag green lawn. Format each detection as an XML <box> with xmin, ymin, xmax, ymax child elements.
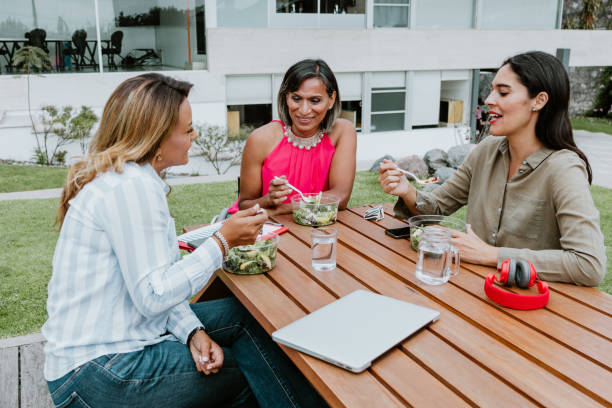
<box><xmin>0</xmin><ymin>171</ymin><xmax>610</xmax><ymax>339</ymax></box>
<box><xmin>571</xmin><ymin>116</ymin><xmax>612</xmax><ymax>135</ymax></box>
<box><xmin>0</xmin><ymin>164</ymin><xmax>68</xmax><ymax>193</ymax></box>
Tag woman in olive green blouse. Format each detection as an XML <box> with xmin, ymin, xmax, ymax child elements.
<box><xmin>379</xmin><ymin>51</ymin><xmax>606</xmax><ymax>286</ymax></box>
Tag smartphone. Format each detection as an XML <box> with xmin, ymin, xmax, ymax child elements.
<box><xmin>385</xmin><ymin>226</ymin><xmax>411</xmax><ymax>239</ymax></box>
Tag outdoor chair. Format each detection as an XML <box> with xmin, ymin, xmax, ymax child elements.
<box><xmin>63</xmin><ymin>29</ymin><xmax>88</xmax><ymax>70</ymax></box>
<box><xmin>102</xmin><ymin>30</ymin><xmax>123</xmax><ymax>70</ymax></box>
<box><xmin>24</xmin><ymin>28</ymin><xmax>49</xmax><ymax>53</ymax></box>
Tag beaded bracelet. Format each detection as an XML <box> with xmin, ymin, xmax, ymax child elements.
<box><xmin>213</xmin><ymin>230</ymin><xmax>230</xmax><ymax>261</ymax></box>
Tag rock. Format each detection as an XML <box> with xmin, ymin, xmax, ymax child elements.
<box><xmin>422</xmin><ymin>183</ymin><xmax>440</xmax><ymax>193</ymax></box>
<box><xmin>447</xmin><ymin>144</ymin><xmax>475</xmax><ymax>169</ymax></box>
<box><xmin>396</xmin><ymin>155</ymin><xmax>428</xmax><ymax>178</ymax></box>
<box><xmin>369</xmin><ymin>155</ymin><xmax>395</xmax><ymax>172</ymax></box>
<box><xmin>423</xmin><ymin>149</ymin><xmax>449</xmax><ymax>173</ymax></box>
<box><xmin>434</xmin><ymin>166</ymin><xmax>456</xmax><ymax>183</ymax></box>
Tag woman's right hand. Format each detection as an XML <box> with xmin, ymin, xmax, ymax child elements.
<box><xmin>218</xmin><ymin>205</ymin><xmax>268</xmax><ymax>249</ymax></box>
<box><xmin>378</xmin><ymin>159</ymin><xmax>414</xmax><ymax>199</ymax></box>
<box><xmin>264</xmin><ymin>175</ymin><xmax>292</xmax><ymax>208</ymax></box>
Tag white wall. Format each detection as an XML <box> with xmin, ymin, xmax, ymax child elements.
<box><xmin>0</xmin><ymin>70</ymin><xmax>226</xmax><ymax>162</ymax></box>
<box><xmin>207</xmin><ymin>28</ymin><xmax>612</xmax><ymax>74</ymax></box>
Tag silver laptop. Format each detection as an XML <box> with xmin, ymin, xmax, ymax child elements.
<box><xmin>272</xmin><ymin>290</ymin><xmax>439</xmax><ymax>373</ymax></box>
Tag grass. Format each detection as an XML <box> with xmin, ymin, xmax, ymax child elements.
<box><xmin>571</xmin><ymin>116</ymin><xmax>612</xmax><ymax>135</ymax></box>
<box><xmin>0</xmin><ymin>164</ymin><xmax>68</xmax><ymax>193</ymax></box>
<box><xmin>0</xmin><ymin>171</ymin><xmax>610</xmax><ymax>339</ymax></box>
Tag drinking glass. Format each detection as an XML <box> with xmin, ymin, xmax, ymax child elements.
<box><xmin>310</xmin><ymin>228</ymin><xmax>338</xmax><ymax>271</ymax></box>
<box><xmin>415</xmin><ymin>226</ymin><xmax>460</xmax><ymax>285</ymax></box>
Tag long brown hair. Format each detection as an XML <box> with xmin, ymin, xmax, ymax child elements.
<box><xmin>56</xmin><ymin>73</ymin><xmax>193</xmax><ymax>226</ymax></box>
<box><xmin>503</xmin><ymin>52</ymin><xmax>592</xmax><ymax>184</ymax></box>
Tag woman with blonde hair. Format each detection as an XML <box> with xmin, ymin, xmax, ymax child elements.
<box><xmin>43</xmin><ymin>73</ymin><xmax>326</xmax><ymax>407</ymax></box>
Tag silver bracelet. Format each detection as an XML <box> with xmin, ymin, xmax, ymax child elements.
<box><xmin>213</xmin><ymin>230</ymin><xmax>230</xmax><ymax>261</ymax></box>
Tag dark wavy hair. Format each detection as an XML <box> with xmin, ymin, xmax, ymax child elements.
<box><xmin>502</xmin><ymin>51</ymin><xmax>592</xmax><ymax>184</ymax></box>
<box><xmin>277</xmin><ymin>59</ymin><xmax>341</xmax><ymax>133</ymax></box>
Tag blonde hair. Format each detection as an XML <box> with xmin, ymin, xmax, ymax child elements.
<box><xmin>56</xmin><ymin>73</ymin><xmax>192</xmax><ymax>226</ymax></box>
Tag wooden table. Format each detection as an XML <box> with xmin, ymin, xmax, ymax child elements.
<box><xmin>188</xmin><ymin>203</ymin><xmax>612</xmax><ymax>407</ymax></box>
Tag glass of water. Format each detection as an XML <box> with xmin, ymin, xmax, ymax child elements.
<box><xmin>310</xmin><ymin>228</ymin><xmax>338</xmax><ymax>271</ymax></box>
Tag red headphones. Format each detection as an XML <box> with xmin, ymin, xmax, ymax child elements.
<box><xmin>484</xmin><ymin>258</ymin><xmax>549</xmax><ymax>310</ymax></box>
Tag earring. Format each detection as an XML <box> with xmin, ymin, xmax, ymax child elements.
<box><xmin>156</xmin><ymin>154</ymin><xmax>162</xmax><ymax>161</ymax></box>
<box><xmin>531</xmin><ymin>107</ymin><xmax>537</xmax><ymax>112</ymax></box>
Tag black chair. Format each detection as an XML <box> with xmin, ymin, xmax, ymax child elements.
<box><xmin>102</xmin><ymin>30</ymin><xmax>123</xmax><ymax>69</ymax></box>
<box><xmin>24</xmin><ymin>28</ymin><xmax>49</xmax><ymax>53</ymax></box>
<box><xmin>63</xmin><ymin>29</ymin><xmax>88</xmax><ymax>70</ymax></box>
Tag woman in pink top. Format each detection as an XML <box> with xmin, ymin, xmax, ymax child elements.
<box><xmin>236</xmin><ymin>59</ymin><xmax>357</xmax><ymax>215</ymax></box>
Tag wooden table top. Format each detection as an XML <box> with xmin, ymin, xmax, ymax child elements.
<box><xmin>189</xmin><ymin>203</ymin><xmax>612</xmax><ymax>407</ymax></box>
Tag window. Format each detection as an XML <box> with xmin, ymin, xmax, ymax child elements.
<box><xmin>276</xmin><ymin>1</ymin><xmax>365</xmax><ymax>14</ymax></box>
<box><xmin>373</xmin><ymin>0</ymin><xmax>410</xmax><ymax>28</ymax></box>
<box><xmin>0</xmin><ymin>0</ymin><xmax>205</xmax><ymax>75</ymax></box>
<box><xmin>370</xmin><ymin>88</ymin><xmax>406</xmax><ymax>132</ymax></box>
<box><xmin>340</xmin><ymin>100</ymin><xmax>362</xmax><ymax>132</ymax></box>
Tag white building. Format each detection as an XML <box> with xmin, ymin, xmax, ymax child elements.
<box><xmin>1</xmin><ymin>0</ymin><xmax>611</xmax><ymax>174</ymax></box>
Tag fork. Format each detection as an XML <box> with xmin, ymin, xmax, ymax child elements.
<box><xmin>395</xmin><ymin>166</ymin><xmax>437</xmax><ymax>185</ymax></box>
<box><xmin>273</xmin><ymin>176</ymin><xmax>313</xmax><ymax>202</ymax></box>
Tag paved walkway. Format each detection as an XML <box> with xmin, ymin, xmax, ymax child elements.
<box><xmin>574</xmin><ymin>130</ymin><xmax>612</xmax><ymax>189</ymax></box>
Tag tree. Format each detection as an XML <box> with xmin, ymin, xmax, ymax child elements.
<box><xmin>11</xmin><ymin>46</ymin><xmax>51</xmax><ymax>149</ymax></box>
<box><xmin>69</xmin><ymin>106</ymin><xmax>98</xmax><ymax>154</ymax></box>
<box><xmin>32</xmin><ymin>105</ymin><xmax>99</xmax><ymax>165</ymax></box>
<box><xmin>193</xmin><ymin>124</ymin><xmax>246</xmax><ymax>175</ymax></box>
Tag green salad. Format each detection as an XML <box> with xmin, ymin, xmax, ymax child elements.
<box><xmin>410</xmin><ymin>228</ymin><xmax>424</xmax><ymax>251</ymax></box>
<box><xmin>293</xmin><ymin>205</ymin><xmax>337</xmax><ymax>226</ymax></box>
<box><xmin>222</xmin><ymin>239</ymin><xmax>277</xmax><ymax>275</ymax></box>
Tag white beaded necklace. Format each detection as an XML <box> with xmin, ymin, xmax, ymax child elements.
<box><xmin>285</xmin><ymin>126</ymin><xmax>323</xmax><ymax>150</ymax></box>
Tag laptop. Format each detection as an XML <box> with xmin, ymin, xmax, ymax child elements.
<box><xmin>272</xmin><ymin>290</ymin><xmax>440</xmax><ymax>373</ymax></box>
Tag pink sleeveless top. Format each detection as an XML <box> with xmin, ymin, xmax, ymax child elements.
<box><xmin>228</xmin><ymin>120</ymin><xmax>335</xmax><ymax>213</ymax></box>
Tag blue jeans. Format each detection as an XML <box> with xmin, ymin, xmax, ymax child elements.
<box><xmin>47</xmin><ymin>297</ymin><xmax>327</xmax><ymax>408</ymax></box>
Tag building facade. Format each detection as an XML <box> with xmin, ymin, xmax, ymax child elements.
<box><xmin>1</xmin><ymin>0</ymin><xmax>611</xmax><ymax>172</ymax></box>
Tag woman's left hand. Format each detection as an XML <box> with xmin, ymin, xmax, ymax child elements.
<box><xmin>450</xmin><ymin>224</ymin><xmax>499</xmax><ymax>267</ymax></box>
<box><xmin>189</xmin><ymin>329</ymin><xmax>224</xmax><ymax>375</ymax></box>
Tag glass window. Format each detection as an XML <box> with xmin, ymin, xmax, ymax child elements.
<box><xmin>371</xmin><ymin>90</ymin><xmax>405</xmax><ymax>112</ymax></box>
<box><xmin>373</xmin><ymin>0</ymin><xmax>409</xmax><ymax>28</ymax></box>
<box><xmin>340</xmin><ymin>100</ymin><xmax>362</xmax><ymax>131</ymax></box>
<box><xmin>414</xmin><ymin>0</ymin><xmax>472</xmax><ymax>29</ymax></box>
<box><xmin>320</xmin><ymin>0</ymin><xmax>365</xmax><ymax>14</ymax></box>
<box><xmin>371</xmin><ymin>87</ymin><xmax>406</xmax><ymax>132</ymax></box>
<box><xmin>371</xmin><ymin>113</ymin><xmax>404</xmax><ymax>132</ymax></box>
<box><xmin>276</xmin><ymin>1</ymin><xmax>364</xmax><ymax>14</ymax></box>
<box><xmin>97</xmin><ymin>0</ymin><xmax>203</xmax><ymax>71</ymax></box>
<box><xmin>276</xmin><ymin>1</ymin><xmax>317</xmax><ymax>13</ymax></box>
<box><xmin>0</xmin><ymin>1</ymin><xmax>97</xmax><ymax>74</ymax></box>
<box><xmin>219</xmin><ymin>0</ymin><xmax>267</xmax><ymax>27</ymax></box>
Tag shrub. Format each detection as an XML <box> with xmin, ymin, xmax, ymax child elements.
<box><xmin>193</xmin><ymin>124</ymin><xmax>247</xmax><ymax>175</ymax></box>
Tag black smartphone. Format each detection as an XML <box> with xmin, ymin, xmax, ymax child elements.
<box><xmin>385</xmin><ymin>226</ymin><xmax>411</xmax><ymax>239</ymax></box>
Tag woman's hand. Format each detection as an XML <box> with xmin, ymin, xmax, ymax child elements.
<box><xmin>450</xmin><ymin>224</ymin><xmax>499</xmax><ymax>266</ymax></box>
<box><xmin>378</xmin><ymin>160</ymin><xmax>416</xmax><ymax>201</ymax></box>
<box><xmin>264</xmin><ymin>175</ymin><xmax>292</xmax><ymax>208</ymax></box>
<box><xmin>218</xmin><ymin>205</ymin><xmax>268</xmax><ymax>249</ymax></box>
<box><xmin>189</xmin><ymin>329</ymin><xmax>223</xmax><ymax>375</ymax></box>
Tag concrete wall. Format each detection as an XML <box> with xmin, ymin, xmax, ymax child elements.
<box><xmin>0</xmin><ymin>70</ymin><xmax>227</xmax><ymax>162</ymax></box>
<box><xmin>207</xmin><ymin>28</ymin><xmax>612</xmax><ymax>74</ymax></box>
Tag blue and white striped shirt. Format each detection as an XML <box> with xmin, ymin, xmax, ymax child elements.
<box><xmin>43</xmin><ymin>162</ymin><xmax>222</xmax><ymax>381</ymax></box>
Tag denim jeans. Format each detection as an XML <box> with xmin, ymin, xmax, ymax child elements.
<box><xmin>47</xmin><ymin>297</ymin><xmax>327</xmax><ymax>408</ymax></box>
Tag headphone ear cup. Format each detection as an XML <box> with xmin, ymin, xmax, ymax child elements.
<box><xmin>505</xmin><ymin>258</ymin><xmax>516</xmax><ymax>287</ymax></box>
<box><xmin>515</xmin><ymin>260</ymin><xmax>531</xmax><ymax>289</ymax></box>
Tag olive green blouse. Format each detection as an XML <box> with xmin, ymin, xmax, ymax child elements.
<box><xmin>394</xmin><ymin>136</ymin><xmax>606</xmax><ymax>286</ymax></box>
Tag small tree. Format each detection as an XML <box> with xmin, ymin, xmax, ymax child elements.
<box><xmin>69</xmin><ymin>106</ymin><xmax>98</xmax><ymax>154</ymax></box>
<box><xmin>193</xmin><ymin>124</ymin><xmax>246</xmax><ymax>175</ymax></box>
<box><xmin>33</xmin><ymin>106</ymin><xmax>73</xmax><ymax>165</ymax></box>
<box><xmin>11</xmin><ymin>46</ymin><xmax>51</xmax><ymax>146</ymax></box>
<box><xmin>32</xmin><ymin>105</ymin><xmax>99</xmax><ymax>165</ymax></box>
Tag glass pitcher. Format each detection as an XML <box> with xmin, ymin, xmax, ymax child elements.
<box><xmin>415</xmin><ymin>226</ymin><xmax>460</xmax><ymax>285</ymax></box>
